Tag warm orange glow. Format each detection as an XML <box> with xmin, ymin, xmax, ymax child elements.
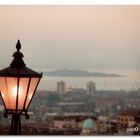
<box><xmin>12</xmin><ymin>86</ymin><xmax>22</xmax><ymax>97</ymax></box>
<box><xmin>0</xmin><ymin>77</ymin><xmax>40</xmax><ymax>111</ymax></box>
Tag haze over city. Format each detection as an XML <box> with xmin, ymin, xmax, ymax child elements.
<box><xmin>1</xmin><ymin>5</ymin><xmax>140</xmax><ymax>136</ymax></box>
<box><xmin>0</xmin><ymin>6</ymin><xmax>140</xmax><ymax>76</ymax></box>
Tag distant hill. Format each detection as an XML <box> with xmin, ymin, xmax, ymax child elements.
<box><xmin>43</xmin><ymin>69</ymin><xmax>122</xmax><ymax>77</ymax></box>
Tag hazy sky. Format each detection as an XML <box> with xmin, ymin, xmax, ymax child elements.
<box><xmin>0</xmin><ymin>6</ymin><xmax>140</xmax><ymax>75</ymax></box>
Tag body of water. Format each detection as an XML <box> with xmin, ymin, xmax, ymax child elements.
<box><xmin>38</xmin><ymin>76</ymin><xmax>140</xmax><ymax>91</ymax></box>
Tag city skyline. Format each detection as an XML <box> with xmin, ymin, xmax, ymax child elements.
<box><xmin>0</xmin><ymin>6</ymin><xmax>140</xmax><ymax>76</ymax></box>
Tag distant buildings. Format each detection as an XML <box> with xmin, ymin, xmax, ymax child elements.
<box><xmin>56</xmin><ymin>81</ymin><xmax>96</xmax><ymax>95</ymax></box>
<box><xmin>117</xmin><ymin>109</ymin><xmax>140</xmax><ymax>135</ymax></box>
<box><xmin>86</xmin><ymin>81</ymin><xmax>96</xmax><ymax>95</ymax></box>
<box><xmin>51</xmin><ymin>114</ymin><xmax>99</xmax><ymax>135</ymax></box>
<box><xmin>53</xmin><ymin>114</ymin><xmax>97</xmax><ymax>130</ymax></box>
<box><xmin>1</xmin><ymin>83</ymin><xmax>140</xmax><ymax>135</ymax></box>
<box><xmin>57</xmin><ymin>81</ymin><xmax>66</xmax><ymax>94</ymax></box>
<box><xmin>117</xmin><ymin>110</ymin><xmax>140</xmax><ymax>128</ymax></box>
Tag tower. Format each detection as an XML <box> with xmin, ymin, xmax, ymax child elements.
<box><xmin>57</xmin><ymin>81</ymin><xmax>66</xmax><ymax>95</ymax></box>
<box><xmin>86</xmin><ymin>81</ymin><xmax>95</xmax><ymax>95</ymax></box>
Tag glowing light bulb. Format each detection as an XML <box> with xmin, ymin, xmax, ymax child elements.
<box><xmin>12</xmin><ymin>86</ymin><xmax>22</xmax><ymax>97</ymax></box>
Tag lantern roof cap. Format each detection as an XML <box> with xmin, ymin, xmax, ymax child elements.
<box><xmin>0</xmin><ymin>40</ymin><xmax>42</xmax><ymax>77</ymax></box>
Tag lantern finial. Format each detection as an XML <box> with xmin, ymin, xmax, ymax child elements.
<box><xmin>16</xmin><ymin>40</ymin><xmax>21</xmax><ymax>51</ymax></box>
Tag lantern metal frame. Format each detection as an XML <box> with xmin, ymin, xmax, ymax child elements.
<box><xmin>0</xmin><ymin>40</ymin><xmax>42</xmax><ymax>135</ymax></box>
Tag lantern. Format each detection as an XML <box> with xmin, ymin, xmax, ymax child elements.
<box><xmin>0</xmin><ymin>40</ymin><xmax>42</xmax><ymax>134</ymax></box>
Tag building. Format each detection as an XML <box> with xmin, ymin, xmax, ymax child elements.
<box><xmin>81</xmin><ymin>118</ymin><xmax>98</xmax><ymax>135</ymax></box>
<box><xmin>97</xmin><ymin>116</ymin><xmax>108</xmax><ymax>133</ymax></box>
<box><xmin>86</xmin><ymin>81</ymin><xmax>95</xmax><ymax>95</ymax></box>
<box><xmin>57</xmin><ymin>81</ymin><xmax>66</xmax><ymax>95</ymax></box>
<box><xmin>117</xmin><ymin>110</ymin><xmax>140</xmax><ymax>128</ymax></box>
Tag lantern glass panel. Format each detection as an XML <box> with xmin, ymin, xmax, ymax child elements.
<box><xmin>18</xmin><ymin>77</ymin><xmax>30</xmax><ymax>110</ymax></box>
<box><xmin>0</xmin><ymin>77</ymin><xmax>17</xmax><ymax>110</ymax></box>
<box><xmin>25</xmin><ymin>77</ymin><xmax>40</xmax><ymax>109</ymax></box>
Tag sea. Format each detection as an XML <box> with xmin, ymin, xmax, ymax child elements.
<box><xmin>38</xmin><ymin>76</ymin><xmax>140</xmax><ymax>91</ymax></box>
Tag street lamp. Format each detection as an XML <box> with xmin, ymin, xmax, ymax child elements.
<box><xmin>0</xmin><ymin>40</ymin><xmax>42</xmax><ymax>135</ymax></box>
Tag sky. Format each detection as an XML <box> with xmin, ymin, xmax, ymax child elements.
<box><xmin>0</xmin><ymin>6</ymin><xmax>140</xmax><ymax>76</ymax></box>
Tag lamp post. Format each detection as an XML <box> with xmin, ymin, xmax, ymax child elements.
<box><xmin>0</xmin><ymin>40</ymin><xmax>42</xmax><ymax>135</ymax></box>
